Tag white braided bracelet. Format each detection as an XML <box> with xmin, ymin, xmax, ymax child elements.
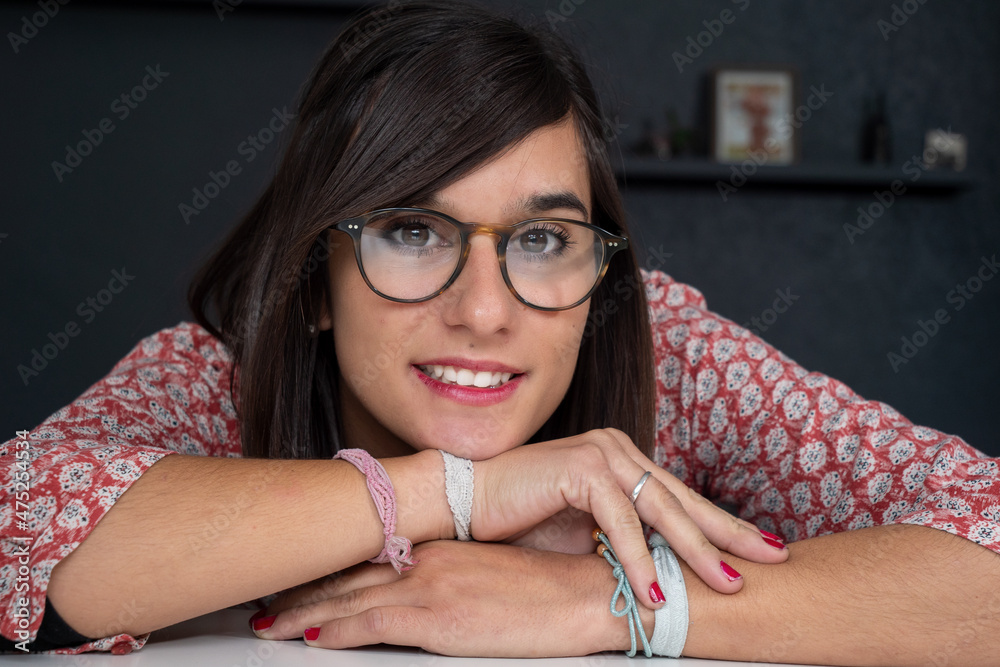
<box><xmin>648</xmin><ymin>532</ymin><xmax>689</xmax><ymax>657</ymax></box>
<box><xmin>439</xmin><ymin>450</ymin><xmax>474</xmax><ymax>541</ymax></box>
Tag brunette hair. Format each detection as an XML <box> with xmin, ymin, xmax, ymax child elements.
<box><xmin>188</xmin><ymin>0</ymin><xmax>655</xmax><ymax>459</ymax></box>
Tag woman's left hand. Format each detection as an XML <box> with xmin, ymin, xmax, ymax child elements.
<box><xmin>251</xmin><ymin>540</ymin><xmax>635</xmax><ymax>656</ymax></box>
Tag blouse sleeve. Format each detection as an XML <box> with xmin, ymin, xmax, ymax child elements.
<box><xmin>643</xmin><ymin>270</ymin><xmax>1000</xmax><ymax>554</ymax></box>
<box><xmin>1</xmin><ymin>322</ymin><xmax>240</xmax><ymax>655</ymax></box>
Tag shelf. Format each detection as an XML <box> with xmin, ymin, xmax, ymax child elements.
<box><xmin>614</xmin><ymin>157</ymin><xmax>976</xmax><ymax>194</ymax></box>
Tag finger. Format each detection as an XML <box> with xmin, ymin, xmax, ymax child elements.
<box><xmin>257</xmin><ymin>580</ymin><xmax>401</xmax><ymax>640</ymax></box>
<box><xmin>608</xmin><ymin>435</ymin><xmax>790</xmax><ymax>565</ymax></box>
<box><xmin>303</xmin><ymin>607</ymin><xmax>440</xmax><ymax>652</ymax></box>
<box><xmin>265</xmin><ymin>562</ymin><xmax>398</xmax><ymax>616</ymax></box>
<box><xmin>630</xmin><ymin>473</ymin><xmax>745</xmax><ymax>595</ymax></box>
<box><xmin>574</xmin><ymin>444</ymin><xmax>662</xmax><ymax>611</ymax></box>
<box><xmin>670</xmin><ymin>482</ymin><xmax>790</xmax><ymax>563</ymax></box>
<box><xmin>594</xmin><ymin>429</ymin><xmax>747</xmax><ymax>596</ymax></box>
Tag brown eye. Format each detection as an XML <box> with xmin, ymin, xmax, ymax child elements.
<box><xmin>519</xmin><ymin>230</ymin><xmax>554</xmax><ymax>253</ymax></box>
<box><xmin>400</xmin><ymin>224</ymin><xmax>430</xmax><ymax>246</ymax></box>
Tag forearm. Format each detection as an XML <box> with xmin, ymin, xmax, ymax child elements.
<box><xmin>655</xmin><ymin>525</ymin><xmax>1000</xmax><ymax>666</ymax></box>
<box><xmin>46</xmin><ymin>450</ymin><xmax>451</xmax><ymax>639</ymax></box>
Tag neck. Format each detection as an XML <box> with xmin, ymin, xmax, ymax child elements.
<box><xmin>337</xmin><ymin>375</ymin><xmax>416</xmax><ymax>459</ymax></box>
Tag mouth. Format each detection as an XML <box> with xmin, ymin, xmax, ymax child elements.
<box><xmin>416</xmin><ymin>364</ymin><xmax>519</xmax><ymax>389</ymax></box>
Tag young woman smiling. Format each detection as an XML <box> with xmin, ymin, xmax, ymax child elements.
<box><xmin>3</xmin><ymin>1</ymin><xmax>998</xmax><ymax>664</ymax></box>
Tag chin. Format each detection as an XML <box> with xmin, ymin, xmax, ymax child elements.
<box><xmin>406</xmin><ymin>423</ymin><xmax>529</xmax><ymax>461</ymax></box>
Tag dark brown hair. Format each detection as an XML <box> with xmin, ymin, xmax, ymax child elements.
<box><xmin>188</xmin><ymin>0</ymin><xmax>655</xmax><ymax>459</ymax></box>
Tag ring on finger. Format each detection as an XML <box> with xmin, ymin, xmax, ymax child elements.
<box><xmin>630</xmin><ymin>470</ymin><xmax>653</xmax><ymax>505</ymax></box>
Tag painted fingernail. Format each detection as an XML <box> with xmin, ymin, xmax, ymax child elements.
<box><xmin>759</xmin><ymin>529</ymin><xmax>783</xmax><ymax>543</ymax></box>
<box><xmin>649</xmin><ymin>581</ymin><xmax>665</xmax><ymax>604</ymax></box>
<box><xmin>304</xmin><ymin>627</ymin><xmax>321</xmax><ymax>642</ymax></box>
<box><xmin>252</xmin><ymin>615</ymin><xmax>276</xmax><ymax>632</ymax></box>
<box><xmin>763</xmin><ymin>536</ymin><xmax>786</xmax><ymax>550</ymax></box>
<box><xmin>248</xmin><ymin>610</ymin><xmax>265</xmax><ymax>628</ymax></box>
<box><xmin>720</xmin><ymin>560</ymin><xmax>742</xmax><ymax>581</ymax></box>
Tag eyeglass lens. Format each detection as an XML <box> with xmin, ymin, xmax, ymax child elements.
<box><xmin>357</xmin><ymin>210</ymin><xmax>605</xmax><ymax>309</ymax></box>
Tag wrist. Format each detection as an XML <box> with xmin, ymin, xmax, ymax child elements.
<box><xmin>382</xmin><ymin>449</ymin><xmax>454</xmax><ymax>543</ymax></box>
<box><xmin>585</xmin><ymin>553</ymin><xmax>656</xmax><ymax>653</ymax></box>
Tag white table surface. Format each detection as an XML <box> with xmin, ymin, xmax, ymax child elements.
<box><xmin>21</xmin><ymin>608</ymin><xmax>825</xmax><ymax>666</ymax></box>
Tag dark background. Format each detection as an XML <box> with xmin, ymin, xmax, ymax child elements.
<box><xmin>2</xmin><ymin>1</ymin><xmax>997</xmax><ymax>455</ymax></box>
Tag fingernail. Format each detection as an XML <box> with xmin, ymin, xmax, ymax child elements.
<box><xmin>720</xmin><ymin>560</ymin><xmax>742</xmax><ymax>581</ymax></box>
<box><xmin>252</xmin><ymin>614</ymin><xmax>276</xmax><ymax>632</ymax></box>
<box><xmin>248</xmin><ymin>610</ymin><xmax>265</xmax><ymax>628</ymax></box>
<box><xmin>304</xmin><ymin>627</ymin><xmax>321</xmax><ymax>642</ymax></box>
<box><xmin>763</xmin><ymin>536</ymin><xmax>786</xmax><ymax>550</ymax></box>
<box><xmin>649</xmin><ymin>581</ymin><xmax>665</xmax><ymax>604</ymax></box>
<box><xmin>759</xmin><ymin>529</ymin><xmax>783</xmax><ymax>543</ymax></box>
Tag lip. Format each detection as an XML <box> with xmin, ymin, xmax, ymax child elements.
<box><xmin>413</xmin><ymin>357</ymin><xmax>523</xmax><ymax>374</ymax></box>
<box><xmin>412</xmin><ymin>365</ymin><xmax>524</xmax><ymax>407</ymax></box>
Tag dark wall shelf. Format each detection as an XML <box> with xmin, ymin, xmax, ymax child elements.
<box><xmin>614</xmin><ymin>157</ymin><xmax>976</xmax><ymax>194</ymax></box>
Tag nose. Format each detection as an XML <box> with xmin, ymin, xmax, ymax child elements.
<box><xmin>436</xmin><ymin>233</ymin><xmax>519</xmax><ymax>336</ymax></box>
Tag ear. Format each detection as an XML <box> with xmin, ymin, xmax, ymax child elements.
<box><xmin>318</xmin><ymin>300</ymin><xmax>332</xmax><ymax>331</ymax></box>
<box><xmin>317</xmin><ymin>231</ymin><xmax>336</xmax><ymax>331</ymax></box>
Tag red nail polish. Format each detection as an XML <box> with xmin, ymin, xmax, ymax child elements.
<box><xmin>304</xmin><ymin>627</ymin><xmax>321</xmax><ymax>641</ymax></box>
<box><xmin>649</xmin><ymin>581</ymin><xmax>665</xmax><ymax>604</ymax></box>
<box><xmin>720</xmin><ymin>561</ymin><xmax>742</xmax><ymax>581</ymax></box>
<box><xmin>763</xmin><ymin>537</ymin><xmax>786</xmax><ymax>550</ymax></box>
<box><xmin>248</xmin><ymin>610</ymin><xmax>265</xmax><ymax>626</ymax></box>
<box><xmin>759</xmin><ymin>529</ymin><xmax>783</xmax><ymax>543</ymax></box>
<box><xmin>252</xmin><ymin>615</ymin><xmax>276</xmax><ymax>632</ymax></box>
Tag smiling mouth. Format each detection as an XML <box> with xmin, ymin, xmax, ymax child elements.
<box><xmin>417</xmin><ymin>364</ymin><xmax>517</xmax><ymax>388</ymax></box>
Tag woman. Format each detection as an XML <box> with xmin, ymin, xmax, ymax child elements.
<box><xmin>2</xmin><ymin>1</ymin><xmax>998</xmax><ymax>663</ymax></box>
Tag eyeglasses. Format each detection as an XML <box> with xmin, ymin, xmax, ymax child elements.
<box><xmin>331</xmin><ymin>208</ymin><xmax>629</xmax><ymax>311</ymax></box>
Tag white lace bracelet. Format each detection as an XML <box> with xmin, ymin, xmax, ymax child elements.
<box><xmin>648</xmin><ymin>532</ymin><xmax>689</xmax><ymax>658</ymax></box>
<box><xmin>439</xmin><ymin>450</ymin><xmax>474</xmax><ymax>541</ymax></box>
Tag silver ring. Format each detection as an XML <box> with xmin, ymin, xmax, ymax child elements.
<box><xmin>630</xmin><ymin>471</ymin><xmax>653</xmax><ymax>504</ymax></box>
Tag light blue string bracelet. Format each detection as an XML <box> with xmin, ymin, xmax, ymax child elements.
<box><xmin>592</xmin><ymin>528</ymin><xmax>652</xmax><ymax>658</ymax></box>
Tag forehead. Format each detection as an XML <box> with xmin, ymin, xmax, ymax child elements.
<box><xmin>415</xmin><ymin>120</ymin><xmax>592</xmax><ymax>223</ymax></box>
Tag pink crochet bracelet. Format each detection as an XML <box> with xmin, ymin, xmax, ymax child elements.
<box><xmin>333</xmin><ymin>448</ymin><xmax>415</xmax><ymax>573</ymax></box>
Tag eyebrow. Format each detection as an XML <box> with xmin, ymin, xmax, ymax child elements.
<box><xmin>417</xmin><ymin>191</ymin><xmax>590</xmax><ymax>223</ymax></box>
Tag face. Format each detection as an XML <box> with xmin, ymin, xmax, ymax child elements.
<box><xmin>321</xmin><ymin>119</ymin><xmax>593</xmax><ymax>460</ymax></box>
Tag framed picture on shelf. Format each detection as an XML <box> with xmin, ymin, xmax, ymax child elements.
<box><xmin>711</xmin><ymin>67</ymin><xmax>798</xmax><ymax>165</ymax></box>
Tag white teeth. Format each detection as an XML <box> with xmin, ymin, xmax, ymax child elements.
<box><xmin>420</xmin><ymin>364</ymin><xmax>517</xmax><ymax>388</ymax></box>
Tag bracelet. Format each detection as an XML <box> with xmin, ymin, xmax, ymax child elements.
<box><xmin>333</xmin><ymin>448</ymin><xmax>414</xmax><ymax>573</ymax></box>
<box><xmin>648</xmin><ymin>532</ymin><xmax>689</xmax><ymax>658</ymax></box>
<box><xmin>439</xmin><ymin>450</ymin><xmax>474</xmax><ymax>541</ymax></box>
<box><xmin>592</xmin><ymin>529</ymin><xmax>652</xmax><ymax>658</ymax></box>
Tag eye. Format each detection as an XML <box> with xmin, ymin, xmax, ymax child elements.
<box><xmin>519</xmin><ymin>230</ymin><xmax>557</xmax><ymax>253</ymax></box>
<box><xmin>515</xmin><ymin>224</ymin><xmax>573</xmax><ymax>256</ymax></box>
<box><xmin>395</xmin><ymin>222</ymin><xmax>432</xmax><ymax>247</ymax></box>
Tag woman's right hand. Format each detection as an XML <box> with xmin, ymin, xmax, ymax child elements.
<box><xmin>470</xmin><ymin>428</ymin><xmax>789</xmax><ymax>607</ymax></box>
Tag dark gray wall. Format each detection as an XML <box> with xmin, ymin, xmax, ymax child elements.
<box><xmin>2</xmin><ymin>1</ymin><xmax>997</xmax><ymax>454</ymax></box>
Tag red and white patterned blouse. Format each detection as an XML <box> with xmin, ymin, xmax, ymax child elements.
<box><xmin>3</xmin><ymin>270</ymin><xmax>998</xmax><ymax>654</ymax></box>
